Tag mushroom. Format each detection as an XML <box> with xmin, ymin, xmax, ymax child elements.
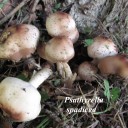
<box><xmin>119</xmin><ymin>66</ymin><xmax>128</xmax><ymax>79</ymax></box>
<box><xmin>98</xmin><ymin>55</ymin><xmax>119</xmax><ymax>75</ymax></box>
<box><xmin>65</xmin><ymin>28</ymin><xmax>79</xmax><ymax>43</ymax></box>
<box><xmin>87</xmin><ymin>36</ymin><xmax>118</xmax><ymax>59</ymax></box>
<box><xmin>46</xmin><ymin>11</ymin><xmax>79</xmax><ymax>43</ymax></box>
<box><xmin>0</xmin><ymin>24</ymin><xmax>40</xmax><ymax>62</ymax></box>
<box><xmin>114</xmin><ymin>55</ymin><xmax>128</xmax><ymax>79</ymax></box>
<box><xmin>78</xmin><ymin>61</ymin><xmax>98</xmax><ymax>81</ymax></box>
<box><xmin>37</xmin><ymin>37</ymin><xmax>74</xmax><ymax>79</ymax></box>
<box><xmin>0</xmin><ymin>66</ymin><xmax>53</xmax><ymax>122</ymax></box>
<box><xmin>98</xmin><ymin>54</ymin><xmax>128</xmax><ymax>79</ymax></box>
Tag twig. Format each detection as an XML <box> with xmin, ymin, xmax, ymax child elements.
<box><xmin>120</xmin><ymin>109</ymin><xmax>128</xmax><ymax>114</ymax></box>
<box><xmin>117</xmin><ymin>113</ymin><xmax>126</xmax><ymax>128</ymax></box>
<box><xmin>78</xmin><ymin>85</ymin><xmax>96</xmax><ymax>120</ymax></box>
<box><xmin>87</xmin><ymin>120</ymin><xmax>99</xmax><ymax>128</ymax></box>
<box><xmin>44</xmin><ymin>109</ymin><xmax>62</xmax><ymax>123</ymax></box>
<box><xmin>28</xmin><ymin>0</ymin><xmax>40</xmax><ymax>23</ymax></box>
<box><xmin>0</xmin><ymin>0</ymin><xmax>30</xmax><ymax>25</ymax></box>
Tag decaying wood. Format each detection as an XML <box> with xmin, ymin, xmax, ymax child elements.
<box><xmin>65</xmin><ymin>0</ymin><xmax>128</xmax><ymax>45</ymax></box>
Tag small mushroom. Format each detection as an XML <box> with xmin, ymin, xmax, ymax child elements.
<box><xmin>0</xmin><ymin>66</ymin><xmax>53</xmax><ymax>122</ymax></box>
<box><xmin>115</xmin><ymin>55</ymin><xmax>128</xmax><ymax>79</ymax></box>
<box><xmin>0</xmin><ymin>24</ymin><xmax>40</xmax><ymax>62</ymax></box>
<box><xmin>46</xmin><ymin>11</ymin><xmax>79</xmax><ymax>43</ymax></box>
<box><xmin>98</xmin><ymin>55</ymin><xmax>119</xmax><ymax>75</ymax></box>
<box><xmin>119</xmin><ymin>66</ymin><xmax>128</xmax><ymax>79</ymax></box>
<box><xmin>78</xmin><ymin>61</ymin><xmax>98</xmax><ymax>81</ymax></box>
<box><xmin>37</xmin><ymin>37</ymin><xmax>74</xmax><ymax>79</ymax></box>
<box><xmin>98</xmin><ymin>54</ymin><xmax>128</xmax><ymax>79</ymax></box>
<box><xmin>87</xmin><ymin>36</ymin><xmax>118</xmax><ymax>59</ymax></box>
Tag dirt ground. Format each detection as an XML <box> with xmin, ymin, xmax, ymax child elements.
<box><xmin>0</xmin><ymin>0</ymin><xmax>128</xmax><ymax>128</ymax></box>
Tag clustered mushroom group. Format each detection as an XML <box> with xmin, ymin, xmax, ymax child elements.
<box><xmin>38</xmin><ymin>12</ymin><xmax>79</xmax><ymax>80</ymax></box>
<box><xmin>0</xmin><ymin>11</ymin><xmax>127</xmax><ymax>122</ymax></box>
<box><xmin>78</xmin><ymin>36</ymin><xmax>128</xmax><ymax>81</ymax></box>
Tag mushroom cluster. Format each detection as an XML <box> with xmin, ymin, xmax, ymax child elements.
<box><xmin>0</xmin><ymin>11</ymin><xmax>79</xmax><ymax>122</ymax></box>
<box><xmin>77</xmin><ymin>35</ymin><xmax>128</xmax><ymax>81</ymax></box>
<box><xmin>0</xmin><ymin>10</ymin><xmax>127</xmax><ymax>124</ymax></box>
<box><xmin>77</xmin><ymin>36</ymin><xmax>120</xmax><ymax>81</ymax></box>
<box><xmin>37</xmin><ymin>11</ymin><xmax>79</xmax><ymax>80</ymax></box>
<box><xmin>0</xmin><ymin>23</ymin><xmax>53</xmax><ymax>122</ymax></box>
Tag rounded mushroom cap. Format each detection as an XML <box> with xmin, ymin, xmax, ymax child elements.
<box><xmin>78</xmin><ymin>61</ymin><xmax>98</xmax><ymax>81</ymax></box>
<box><xmin>119</xmin><ymin>67</ymin><xmax>128</xmax><ymax>79</ymax></box>
<box><xmin>119</xmin><ymin>66</ymin><xmax>128</xmax><ymax>79</ymax></box>
<box><xmin>64</xmin><ymin>28</ymin><xmax>79</xmax><ymax>43</ymax></box>
<box><xmin>0</xmin><ymin>24</ymin><xmax>40</xmax><ymax>62</ymax></box>
<box><xmin>98</xmin><ymin>54</ymin><xmax>128</xmax><ymax>78</ymax></box>
<box><xmin>117</xmin><ymin>55</ymin><xmax>128</xmax><ymax>78</ymax></box>
<box><xmin>37</xmin><ymin>37</ymin><xmax>75</xmax><ymax>63</ymax></box>
<box><xmin>0</xmin><ymin>77</ymin><xmax>41</xmax><ymax>122</ymax></box>
<box><xmin>98</xmin><ymin>56</ymin><xmax>119</xmax><ymax>75</ymax></box>
<box><xmin>87</xmin><ymin>36</ymin><xmax>118</xmax><ymax>59</ymax></box>
<box><xmin>46</xmin><ymin>12</ymin><xmax>76</xmax><ymax>37</ymax></box>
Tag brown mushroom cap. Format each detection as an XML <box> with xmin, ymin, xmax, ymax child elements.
<box><xmin>64</xmin><ymin>28</ymin><xmax>79</xmax><ymax>43</ymax></box>
<box><xmin>119</xmin><ymin>66</ymin><xmax>128</xmax><ymax>79</ymax></box>
<box><xmin>98</xmin><ymin>54</ymin><xmax>128</xmax><ymax>78</ymax></box>
<box><xmin>37</xmin><ymin>37</ymin><xmax>75</xmax><ymax>63</ymax></box>
<box><xmin>98</xmin><ymin>56</ymin><xmax>119</xmax><ymax>75</ymax></box>
<box><xmin>78</xmin><ymin>61</ymin><xmax>98</xmax><ymax>81</ymax></box>
<box><xmin>87</xmin><ymin>36</ymin><xmax>118</xmax><ymax>59</ymax></box>
<box><xmin>46</xmin><ymin>12</ymin><xmax>76</xmax><ymax>37</ymax></box>
<box><xmin>0</xmin><ymin>24</ymin><xmax>40</xmax><ymax>62</ymax></box>
<box><xmin>116</xmin><ymin>55</ymin><xmax>128</xmax><ymax>78</ymax></box>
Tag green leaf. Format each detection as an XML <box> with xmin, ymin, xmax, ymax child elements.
<box><xmin>52</xmin><ymin>8</ymin><xmax>57</xmax><ymax>13</ymax></box>
<box><xmin>55</xmin><ymin>3</ymin><xmax>61</xmax><ymax>9</ymax></box>
<box><xmin>84</xmin><ymin>27</ymin><xmax>92</xmax><ymax>34</ymax></box>
<box><xmin>16</xmin><ymin>73</ymin><xmax>29</xmax><ymax>82</ymax></box>
<box><xmin>93</xmin><ymin>106</ymin><xmax>112</xmax><ymax>115</ymax></box>
<box><xmin>0</xmin><ymin>0</ymin><xmax>8</xmax><ymax>9</ymax></box>
<box><xmin>41</xmin><ymin>91</ymin><xmax>50</xmax><ymax>102</ymax></box>
<box><xmin>124</xmin><ymin>48</ymin><xmax>128</xmax><ymax>54</ymax></box>
<box><xmin>103</xmin><ymin>79</ymin><xmax>110</xmax><ymax>102</ymax></box>
<box><xmin>51</xmin><ymin>79</ymin><xmax>61</xmax><ymax>86</ymax></box>
<box><xmin>83</xmin><ymin>39</ymin><xmax>94</xmax><ymax>47</ymax></box>
<box><xmin>110</xmin><ymin>87</ymin><xmax>120</xmax><ymax>102</ymax></box>
<box><xmin>36</xmin><ymin>117</ymin><xmax>50</xmax><ymax>128</ymax></box>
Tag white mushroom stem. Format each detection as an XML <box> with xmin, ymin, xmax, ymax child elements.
<box><xmin>29</xmin><ymin>67</ymin><xmax>53</xmax><ymax>88</ymax></box>
<box><xmin>63</xmin><ymin>62</ymin><xmax>73</xmax><ymax>79</ymax></box>
<box><xmin>57</xmin><ymin>62</ymin><xmax>72</xmax><ymax>79</ymax></box>
<box><xmin>57</xmin><ymin>62</ymin><xmax>64</xmax><ymax>77</ymax></box>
